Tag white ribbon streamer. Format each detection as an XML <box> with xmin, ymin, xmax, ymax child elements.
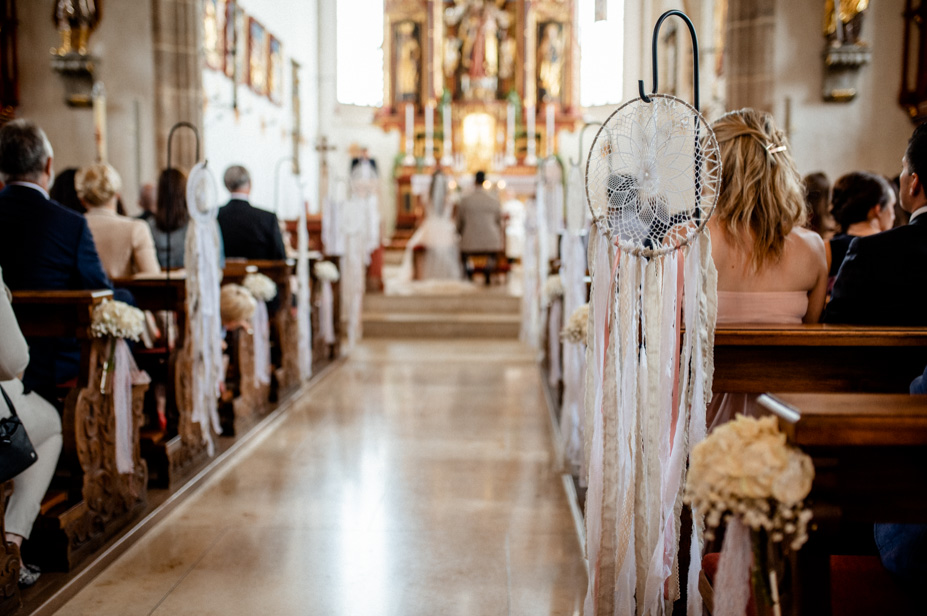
<box><xmin>559</xmin><ymin>232</ymin><xmax>587</xmax><ymax>477</ymax></box>
<box><xmin>320</xmin><ymin>279</ymin><xmax>336</xmax><ymax>344</ymax></box>
<box><xmin>547</xmin><ymin>298</ymin><xmax>562</xmax><ymax>387</ymax></box>
<box><xmin>111</xmin><ymin>338</ymin><xmax>149</xmax><ymax>474</ymax></box>
<box><xmin>297</xmin><ymin>200</ymin><xmax>313</xmax><ymax>381</ymax></box>
<box><xmin>252</xmin><ymin>300</ymin><xmax>271</xmax><ymax>386</ymax></box>
<box><xmin>715</xmin><ymin>518</ymin><xmax>753</xmax><ymax>616</ymax></box>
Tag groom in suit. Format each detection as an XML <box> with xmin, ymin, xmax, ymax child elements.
<box><xmin>0</xmin><ymin>119</ymin><xmax>113</xmax><ymax>401</ymax></box>
<box><xmin>216</xmin><ymin>165</ymin><xmax>287</xmax><ymax>261</ymax></box>
<box><xmin>825</xmin><ymin>123</ymin><xmax>927</xmax><ymax>325</ymax></box>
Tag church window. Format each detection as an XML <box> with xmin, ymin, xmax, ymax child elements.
<box><xmin>336</xmin><ymin>0</ymin><xmax>384</xmax><ymax>107</ymax></box>
<box><xmin>580</xmin><ymin>0</ymin><xmax>625</xmax><ymax>107</ymax></box>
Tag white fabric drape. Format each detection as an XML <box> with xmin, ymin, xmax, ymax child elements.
<box><xmin>396</xmin><ymin>172</ymin><xmax>461</xmax><ymax>283</ymax></box>
<box><xmin>252</xmin><ymin>301</ymin><xmax>271</xmax><ymax>386</ymax></box>
<box><xmin>714</xmin><ymin>518</ymin><xmax>753</xmax><ymax>616</ymax></box>
<box><xmin>111</xmin><ymin>338</ymin><xmax>149</xmax><ymax>474</ymax></box>
<box><xmin>547</xmin><ymin>297</ymin><xmax>562</xmax><ymax>387</ymax></box>
<box><xmin>320</xmin><ymin>280</ymin><xmax>336</xmax><ymax>344</ymax></box>
<box><xmin>185</xmin><ymin>162</ymin><xmax>224</xmax><ymax>456</ymax></box>
<box><xmin>559</xmin><ymin>232</ymin><xmax>587</xmax><ymax>479</ymax></box>
<box><xmin>519</xmin><ymin>198</ymin><xmax>540</xmax><ymax>348</ymax></box>
<box><xmin>297</xmin><ymin>202</ymin><xmax>313</xmax><ymax>381</ymax></box>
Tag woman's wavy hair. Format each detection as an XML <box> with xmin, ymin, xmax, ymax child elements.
<box><xmin>154</xmin><ymin>167</ymin><xmax>188</xmax><ymax>233</ymax></box>
<box><xmin>711</xmin><ymin>109</ymin><xmax>806</xmax><ymax>271</ymax></box>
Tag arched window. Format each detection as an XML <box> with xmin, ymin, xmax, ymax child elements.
<box><xmin>336</xmin><ymin>0</ymin><xmax>384</xmax><ymax>107</ymax></box>
<box><xmin>580</xmin><ymin>0</ymin><xmax>625</xmax><ymax>107</ymax></box>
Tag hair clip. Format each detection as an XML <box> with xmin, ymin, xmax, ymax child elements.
<box><xmin>766</xmin><ymin>143</ymin><xmax>787</xmax><ymax>154</ymax></box>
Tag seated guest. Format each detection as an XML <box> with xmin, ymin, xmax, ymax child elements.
<box><xmin>0</xmin><ymin>120</ymin><xmax>113</xmax><ymax>401</ymax></box>
<box><xmin>827</xmin><ymin>171</ymin><xmax>895</xmax><ymax>279</ymax></box>
<box><xmin>48</xmin><ymin>167</ymin><xmax>84</xmax><ymax>214</ymax></box>
<box><xmin>457</xmin><ymin>170</ymin><xmax>504</xmax><ymax>284</ymax></box>
<box><xmin>216</xmin><ymin>165</ymin><xmax>287</xmax><ymax>260</ymax></box>
<box><xmin>825</xmin><ymin>123</ymin><xmax>927</xmax><ymax>325</ymax></box>
<box><xmin>148</xmin><ymin>168</ymin><xmax>188</xmax><ymax>269</ymax></box>
<box><xmin>802</xmin><ymin>172</ymin><xmax>834</xmax><ymax>241</ymax></box>
<box><xmin>709</xmin><ymin>109</ymin><xmax>828</xmax><ymax>325</ymax></box>
<box><xmin>77</xmin><ymin>162</ymin><xmax>160</xmax><ymax>279</ymax></box>
<box><xmin>707</xmin><ymin>109</ymin><xmax>827</xmax><ymax>429</ymax></box>
<box><xmin>137</xmin><ymin>182</ymin><xmax>156</xmax><ymax>222</ymax></box>
<box><xmin>0</xmin><ymin>265</ymin><xmax>63</xmax><ymax>587</ymax></box>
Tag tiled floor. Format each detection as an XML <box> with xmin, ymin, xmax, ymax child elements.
<box><xmin>52</xmin><ymin>340</ymin><xmax>587</xmax><ymax>616</ymax></box>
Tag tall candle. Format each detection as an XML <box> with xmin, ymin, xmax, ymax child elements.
<box><xmin>546</xmin><ymin>104</ymin><xmax>555</xmax><ymax>157</ymax></box>
<box><xmin>424</xmin><ymin>103</ymin><xmax>435</xmax><ymax>166</ymax></box>
<box><xmin>525</xmin><ymin>105</ymin><xmax>537</xmax><ymax>165</ymax></box>
<box><xmin>92</xmin><ymin>82</ymin><xmax>108</xmax><ymax>162</ymax></box>
<box><xmin>441</xmin><ymin>102</ymin><xmax>453</xmax><ymax>166</ymax></box>
<box><xmin>403</xmin><ymin>103</ymin><xmax>415</xmax><ymax>166</ymax></box>
<box><xmin>505</xmin><ymin>102</ymin><xmax>516</xmax><ymax>166</ymax></box>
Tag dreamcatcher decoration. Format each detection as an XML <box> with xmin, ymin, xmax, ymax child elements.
<box><xmin>169</xmin><ymin>123</ymin><xmax>225</xmax><ymax>457</ymax></box>
<box><xmin>582</xmin><ymin>11</ymin><xmax>720</xmax><ymax>616</ymax></box>
<box><xmin>560</xmin><ymin>122</ymin><xmax>600</xmax><ymax>482</ymax></box>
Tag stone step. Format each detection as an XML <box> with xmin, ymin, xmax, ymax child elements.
<box><xmin>365</xmin><ymin>293</ymin><xmax>521</xmax><ymax>315</ymax></box>
<box><xmin>362</xmin><ymin>312</ymin><xmax>521</xmax><ymax>339</ymax></box>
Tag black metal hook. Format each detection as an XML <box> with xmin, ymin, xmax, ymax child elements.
<box><xmin>637</xmin><ymin>10</ymin><xmax>700</xmax><ymax>111</ymax></box>
<box><xmin>166</xmin><ymin>121</ymin><xmax>201</xmax><ymax>171</ymax></box>
<box><xmin>570</xmin><ymin>121</ymin><xmax>604</xmax><ymax>167</ymax></box>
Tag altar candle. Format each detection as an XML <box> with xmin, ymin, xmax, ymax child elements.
<box><xmin>546</xmin><ymin>104</ymin><xmax>555</xmax><ymax>157</ymax></box>
<box><xmin>424</xmin><ymin>103</ymin><xmax>435</xmax><ymax>166</ymax></box>
<box><xmin>92</xmin><ymin>82</ymin><xmax>108</xmax><ymax>163</ymax></box>
<box><xmin>526</xmin><ymin>105</ymin><xmax>537</xmax><ymax>164</ymax></box>
<box><xmin>442</xmin><ymin>102</ymin><xmax>453</xmax><ymax>165</ymax></box>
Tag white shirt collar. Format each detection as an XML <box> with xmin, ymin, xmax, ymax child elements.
<box><xmin>8</xmin><ymin>181</ymin><xmax>50</xmax><ymax>200</ymax></box>
<box><xmin>908</xmin><ymin>205</ymin><xmax>927</xmax><ymax>223</ymax></box>
<box><xmin>229</xmin><ymin>192</ymin><xmax>250</xmax><ymax>201</ymax></box>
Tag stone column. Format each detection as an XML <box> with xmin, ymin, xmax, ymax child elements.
<box><xmin>725</xmin><ymin>0</ymin><xmax>775</xmax><ymax>113</ymax></box>
<box><xmin>152</xmin><ymin>0</ymin><xmax>203</xmax><ymax>171</ymax></box>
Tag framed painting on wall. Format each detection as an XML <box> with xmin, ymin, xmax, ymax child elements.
<box><xmin>248</xmin><ymin>18</ymin><xmax>269</xmax><ymax>96</ymax></box>
<box><xmin>269</xmin><ymin>35</ymin><xmax>284</xmax><ymax>105</ymax></box>
<box><xmin>224</xmin><ymin>0</ymin><xmax>239</xmax><ymax>79</ymax></box>
<box><xmin>204</xmin><ymin>0</ymin><xmax>225</xmax><ymax>71</ymax></box>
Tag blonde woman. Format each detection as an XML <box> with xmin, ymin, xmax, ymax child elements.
<box><xmin>709</xmin><ymin>109</ymin><xmax>828</xmax><ymax>325</ymax></box>
<box><xmin>76</xmin><ymin>163</ymin><xmax>160</xmax><ymax>279</ymax></box>
<box><xmin>707</xmin><ymin>109</ymin><xmax>828</xmax><ymax>429</ymax></box>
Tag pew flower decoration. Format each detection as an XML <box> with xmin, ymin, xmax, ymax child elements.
<box><xmin>91</xmin><ymin>299</ymin><xmax>146</xmax><ymax>342</ymax></box>
<box><xmin>561</xmin><ymin>303</ymin><xmax>589</xmax><ymax>344</ymax></box>
<box><xmin>314</xmin><ymin>260</ymin><xmax>340</xmax><ymax>282</ymax></box>
<box><xmin>542</xmin><ymin>274</ymin><xmax>564</xmax><ymax>307</ymax></box>
<box><xmin>686</xmin><ymin>415</ymin><xmax>814</xmax><ymax>614</ymax></box>
<box><xmin>242</xmin><ymin>273</ymin><xmax>278</xmax><ymax>302</ymax></box>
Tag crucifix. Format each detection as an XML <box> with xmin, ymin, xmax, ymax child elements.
<box><xmin>315</xmin><ymin>135</ymin><xmax>336</xmax><ymax>211</ymax></box>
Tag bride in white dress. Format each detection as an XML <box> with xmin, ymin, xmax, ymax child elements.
<box><xmin>398</xmin><ymin>169</ymin><xmax>462</xmax><ymax>282</ymax></box>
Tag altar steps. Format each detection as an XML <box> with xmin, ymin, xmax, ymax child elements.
<box><xmin>362</xmin><ymin>292</ymin><xmax>521</xmax><ymax>339</ymax></box>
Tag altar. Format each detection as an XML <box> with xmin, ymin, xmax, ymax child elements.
<box><xmin>376</xmin><ymin>0</ymin><xmax>581</xmax><ymax>239</ymax></box>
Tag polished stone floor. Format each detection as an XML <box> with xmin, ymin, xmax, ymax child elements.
<box><xmin>53</xmin><ymin>340</ymin><xmax>587</xmax><ymax>616</ymax></box>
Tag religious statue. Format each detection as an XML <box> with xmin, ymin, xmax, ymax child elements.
<box><xmin>52</xmin><ymin>0</ymin><xmax>100</xmax><ymax>56</ymax></box>
<box><xmin>538</xmin><ymin>23</ymin><xmax>564</xmax><ymax>103</ymax></box>
<box><xmin>396</xmin><ymin>22</ymin><xmax>421</xmax><ymax>103</ymax></box>
<box><xmin>444</xmin><ymin>0</ymin><xmax>512</xmax><ymax>98</ymax></box>
<box><xmin>823</xmin><ymin>0</ymin><xmax>869</xmax><ymax>46</ymax></box>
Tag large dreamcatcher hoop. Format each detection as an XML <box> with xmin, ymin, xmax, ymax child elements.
<box><xmin>585</xmin><ymin>94</ymin><xmax>721</xmax><ymax>257</ymax></box>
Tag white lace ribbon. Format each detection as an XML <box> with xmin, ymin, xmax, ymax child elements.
<box><xmin>297</xmin><ymin>202</ymin><xmax>312</xmax><ymax>380</ymax></box>
<box><xmin>320</xmin><ymin>280</ymin><xmax>336</xmax><ymax>344</ymax></box>
<box><xmin>547</xmin><ymin>297</ymin><xmax>562</xmax><ymax>387</ymax></box>
<box><xmin>715</xmin><ymin>518</ymin><xmax>753</xmax><ymax>616</ymax></box>
<box><xmin>111</xmin><ymin>338</ymin><xmax>149</xmax><ymax>474</ymax></box>
<box><xmin>252</xmin><ymin>300</ymin><xmax>271</xmax><ymax>386</ymax></box>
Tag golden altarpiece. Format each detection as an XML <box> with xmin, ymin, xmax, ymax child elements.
<box><xmin>375</xmin><ymin>0</ymin><xmax>581</xmax><ymax>233</ymax></box>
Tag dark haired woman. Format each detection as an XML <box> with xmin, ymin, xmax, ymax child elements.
<box><xmin>148</xmin><ymin>168</ymin><xmax>188</xmax><ymax>269</ymax></box>
<box><xmin>49</xmin><ymin>167</ymin><xmax>84</xmax><ymax>214</ymax></box>
<box><xmin>827</xmin><ymin>171</ymin><xmax>895</xmax><ymax>279</ymax></box>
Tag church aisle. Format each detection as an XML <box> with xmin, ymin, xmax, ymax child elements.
<box><xmin>52</xmin><ymin>340</ymin><xmax>586</xmax><ymax>616</ymax></box>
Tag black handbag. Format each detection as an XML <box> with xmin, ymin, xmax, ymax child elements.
<box><xmin>0</xmin><ymin>384</ymin><xmax>38</xmax><ymax>484</ymax></box>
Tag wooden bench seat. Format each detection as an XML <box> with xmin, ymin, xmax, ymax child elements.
<box><xmin>9</xmin><ymin>289</ymin><xmax>149</xmax><ymax>572</ymax></box>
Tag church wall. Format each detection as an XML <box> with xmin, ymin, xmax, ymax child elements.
<box><xmin>16</xmin><ymin>2</ymin><xmax>158</xmax><ymax>214</ymax></box>
<box><xmin>771</xmin><ymin>0</ymin><xmax>913</xmax><ymax>181</ymax></box>
<box><xmin>317</xmin><ymin>0</ymin><xmax>398</xmax><ymax>237</ymax></box>
<box><xmin>202</xmin><ymin>0</ymin><xmax>320</xmax><ymax>221</ymax></box>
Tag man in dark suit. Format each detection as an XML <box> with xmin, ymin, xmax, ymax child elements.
<box><xmin>825</xmin><ymin>123</ymin><xmax>927</xmax><ymax>325</ymax></box>
<box><xmin>0</xmin><ymin>119</ymin><xmax>113</xmax><ymax>401</ymax></box>
<box><xmin>216</xmin><ymin>165</ymin><xmax>287</xmax><ymax>260</ymax></box>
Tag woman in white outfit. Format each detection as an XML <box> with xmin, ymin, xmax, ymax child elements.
<box><xmin>1</xmin><ymin>265</ymin><xmax>63</xmax><ymax>586</ymax></box>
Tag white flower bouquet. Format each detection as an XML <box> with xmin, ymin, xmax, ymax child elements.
<box><xmin>542</xmin><ymin>274</ymin><xmax>564</xmax><ymax>306</ymax></box>
<box><xmin>561</xmin><ymin>303</ymin><xmax>589</xmax><ymax>344</ymax></box>
<box><xmin>685</xmin><ymin>415</ymin><xmax>814</xmax><ymax>613</ymax></box>
<box><xmin>242</xmin><ymin>273</ymin><xmax>278</xmax><ymax>302</ymax></box>
<box><xmin>91</xmin><ymin>300</ymin><xmax>146</xmax><ymax>342</ymax></box>
<box><xmin>314</xmin><ymin>260</ymin><xmax>340</xmax><ymax>282</ymax></box>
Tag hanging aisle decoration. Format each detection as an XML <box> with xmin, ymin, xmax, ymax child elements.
<box><xmin>582</xmin><ymin>11</ymin><xmax>721</xmax><ymax>615</ymax></box>
<box><xmin>185</xmin><ymin>159</ymin><xmax>225</xmax><ymax>457</ymax></box>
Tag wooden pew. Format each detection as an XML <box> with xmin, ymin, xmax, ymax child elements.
<box><xmin>112</xmin><ymin>275</ymin><xmax>211</xmax><ymax>488</ymax></box>
<box><xmin>10</xmin><ymin>290</ymin><xmax>148</xmax><ymax>571</ymax></box>
<box><xmin>760</xmin><ymin>393</ymin><xmax>927</xmax><ymax>616</ymax></box>
<box><xmin>0</xmin><ymin>482</ymin><xmax>20</xmax><ymax>613</ymax></box>
<box><xmin>713</xmin><ymin>324</ymin><xmax>927</xmax><ymax>394</ymax></box>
